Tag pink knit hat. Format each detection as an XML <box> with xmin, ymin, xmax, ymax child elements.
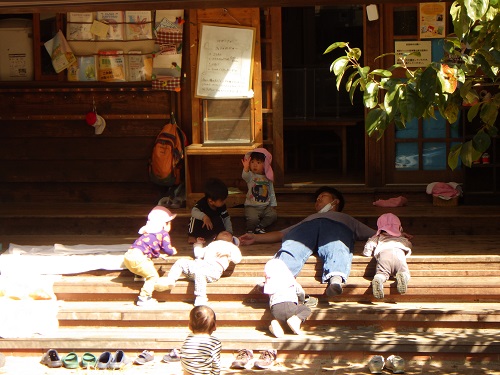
<box><xmin>245</xmin><ymin>147</ymin><xmax>274</xmax><ymax>181</ymax></box>
<box><xmin>139</xmin><ymin>206</ymin><xmax>177</xmax><ymax>234</ymax></box>
<box><xmin>376</xmin><ymin>213</ymin><xmax>402</xmax><ymax>237</ymax></box>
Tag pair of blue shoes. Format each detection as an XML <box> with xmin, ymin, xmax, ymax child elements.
<box><xmin>97</xmin><ymin>350</ymin><xmax>130</xmax><ymax>370</ymax></box>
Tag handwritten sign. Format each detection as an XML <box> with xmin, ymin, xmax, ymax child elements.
<box><xmin>195</xmin><ymin>24</ymin><xmax>255</xmax><ymax>99</ymax></box>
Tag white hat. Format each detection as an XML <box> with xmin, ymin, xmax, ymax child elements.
<box><xmin>139</xmin><ymin>206</ymin><xmax>177</xmax><ymax>234</ymax></box>
<box><xmin>86</xmin><ymin>112</ymin><xmax>106</xmax><ymax>135</ymax></box>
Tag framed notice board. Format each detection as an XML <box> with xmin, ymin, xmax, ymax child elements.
<box><xmin>195</xmin><ymin>23</ymin><xmax>256</xmax><ymax>99</ymax></box>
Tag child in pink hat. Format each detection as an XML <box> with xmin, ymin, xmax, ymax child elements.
<box><xmin>363</xmin><ymin>213</ymin><xmax>412</xmax><ymax>299</ymax></box>
<box><xmin>123</xmin><ymin>206</ymin><xmax>177</xmax><ymax>306</ymax></box>
<box><xmin>241</xmin><ymin>148</ymin><xmax>277</xmax><ymax>234</ymax></box>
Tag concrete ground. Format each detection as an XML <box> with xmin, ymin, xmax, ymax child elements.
<box><xmin>1</xmin><ymin>352</ymin><xmax>500</xmax><ymax>375</ymax></box>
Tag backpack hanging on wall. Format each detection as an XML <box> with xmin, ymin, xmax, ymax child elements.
<box><xmin>149</xmin><ymin>112</ymin><xmax>186</xmax><ymax>187</ymax></box>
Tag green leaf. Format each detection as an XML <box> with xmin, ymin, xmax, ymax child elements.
<box><xmin>419</xmin><ymin>66</ymin><xmax>438</xmax><ymax>102</ymax></box>
<box><xmin>448</xmin><ymin>143</ymin><xmax>462</xmax><ymax>170</ymax></box>
<box><xmin>345</xmin><ymin>70</ymin><xmax>359</xmax><ymax>92</ymax></box>
<box><xmin>444</xmin><ymin>101</ymin><xmax>460</xmax><ymax>124</ymax></box>
<box><xmin>472</xmin><ymin>130</ymin><xmax>491</xmax><ymax>153</ymax></box>
<box><xmin>467</xmin><ymin>103</ymin><xmax>481</xmax><ymax>122</ymax></box>
<box><xmin>347</xmin><ymin>48</ymin><xmax>362</xmax><ymax>60</ymax></box>
<box><xmin>349</xmin><ymin>78</ymin><xmax>361</xmax><ymax>104</ymax></box>
<box><xmin>324</xmin><ymin>42</ymin><xmax>347</xmax><ymax>55</ymax></box>
<box><xmin>365</xmin><ymin>108</ymin><xmax>388</xmax><ymax>137</ymax></box>
<box><xmin>464</xmin><ymin>0</ymin><xmax>489</xmax><ymax>21</ymax></box>
<box><xmin>460</xmin><ymin>140</ymin><xmax>483</xmax><ymax>167</ymax></box>
<box><xmin>363</xmin><ymin>81</ymin><xmax>380</xmax><ymax>109</ymax></box>
<box><xmin>370</xmin><ymin>69</ymin><xmax>392</xmax><ymax>78</ymax></box>
<box><xmin>480</xmin><ymin>102</ymin><xmax>499</xmax><ymax>126</ymax></box>
<box><xmin>332</xmin><ymin>56</ymin><xmax>350</xmax><ymax>76</ymax></box>
<box><xmin>358</xmin><ymin>66</ymin><xmax>371</xmax><ymax>80</ymax></box>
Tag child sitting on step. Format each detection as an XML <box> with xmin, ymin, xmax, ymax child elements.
<box><xmin>363</xmin><ymin>213</ymin><xmax>412</xmax><ymax>299</ymax></box>
<box><xmin>156</xmin><ymin>231</ymin><xmax>242</xmax><ymax>306</ymax></box>
<box><xmin>123</xmin><ymin>206</ymin><xmax>177</xmax><ymax>307</ymax></box>
<box><xmin>241</xmin><ymin>148</ymin><xmax>277</xmax><ymax>234</ymax></box>
<box><xmin>263</xmin><ymin>258</ymin><xmax>312</xmax><ymax>337</ymax></box>
<box><xmin>188</xmin><ymin>178</ymin><xmax>234</xmax><ymax>244</ymax></box>
<box><xmin>181</xmin><ymin>305</ymin><xmax>221</xmax><ymax>375</ymax></box>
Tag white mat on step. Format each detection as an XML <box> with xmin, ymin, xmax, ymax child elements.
<box><xmin>0</xmin><ymin>243</ymin><xmax>130</xmax><ymax>275</ymax></box>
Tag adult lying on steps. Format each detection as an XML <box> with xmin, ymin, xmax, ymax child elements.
<box><xmin>239</xmin><ymin>186</ymin><xmax>376</xmax><ymax>297</ymax></box>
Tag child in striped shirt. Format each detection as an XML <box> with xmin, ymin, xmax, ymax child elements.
<box><xmin>181</xmin><ymin>305</ymin><xmax>221</xmax><ymax>375</ymax></box>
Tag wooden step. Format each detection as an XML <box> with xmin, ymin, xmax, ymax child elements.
<box><xmin>2</xmin><ymin>201</ymin><xmax>500</xmax><ymax>236</ymax></box>
<box><xmin>2</xmin><ymin>324</ymin><xmax>498</xmax><ymax>356</ymax></box>
<box><xmin>54</xmin><ymin>301</ymin><xmax>500</xmax><ymax>330</ymax></box>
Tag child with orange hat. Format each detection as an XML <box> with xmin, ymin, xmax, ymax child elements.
<box><xmin>123</xmin><ymin>206</ymin><xmax>177</xmax><ymax>306</ymax></box>
<box><xmin>363</xmin><ymin>213</ymin><xmax>413</xmax><ymax>299</ymax></box>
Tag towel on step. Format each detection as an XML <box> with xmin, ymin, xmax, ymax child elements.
<box><xmin>373</xmin><ymin>196</ymin><xmax>408</xmax><ymax>207</ymax></box>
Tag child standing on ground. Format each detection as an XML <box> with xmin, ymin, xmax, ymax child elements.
<box><xmin>363</xmin><ymin>213</ymin><xmax>412</xmax><ymax>299</ymax></box>
<box><xmin>241</xmin><ymin>148</ymin><xmax>277</xmax><ymax>234</ymax></box>
<box><xmin>157</xmin><ymin>231</ymin><xmax>242</xmax><ymax>306</ymax></box>
<box><xmin>188</xmin><ymin>178</ymin><xmax>233</xmax><ymax>244</ymax></box>
<box><xmin>263</xmin><ymin>258</ymin><xmax>312</xmax><ymax>338</ymax></box>
<box><xmin>123</xmin><ymin>206</ymin><xmax>177</xmax><ymax>307</ymax></box>
<box><xmin>181</xmin><ymin>305</ymin><xmax>221</xmax><ymax>375</ymax></box>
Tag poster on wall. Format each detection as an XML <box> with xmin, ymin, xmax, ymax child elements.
<box><xmin>419</xmin><ymin>2</ymin><xmax>446</xmax><ymax>39</ymax></box>
<box><xmin>394</xmin><ymin>41</ymin><xmax>432</xmax><ymax>68</ymax></box>
<box><xmin>195</xmin><ymin>23</ymin><xmax>256</xmax><ymax>99</ymax></box>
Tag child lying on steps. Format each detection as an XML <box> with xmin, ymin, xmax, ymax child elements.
<box><xmin>156</xmin><ymin>231</ymin><xmax>242</xmax><ymax>306</ymax></box>
<box><xmin>263</xmin><ymin>258</ymin><xmax>312</xmax><ymax>337</ymax></box>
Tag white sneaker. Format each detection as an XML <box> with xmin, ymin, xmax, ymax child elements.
<box><xmin>396</xmin><ymin>272</ymin><xmax>410</xmax><ymax>295</ymax></box>
<box><xmin>368</xmin><ymin>355</ymin><xmax>385</xmax><ymax>374</ymax></box>
<box><xmin>372</xmin><ymin>274</ymin><xmax>385</xmax><ymax>299</ymax></box>
<box><xmin>269</xmin><ymin>319</ymin><xmax>284</xmax><ymax>338</ymax></box>
<box><xmin>386</xmin><ymin>355</ymin><xmax>405</xmax><ymax>373</ymax></box>
<box><xmin>286</xmin><ymin>315</ymin><xmax>302</xmax><ymax>335</ymax></box>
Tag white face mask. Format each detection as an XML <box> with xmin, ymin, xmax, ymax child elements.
<box><xmin>318</xmin><ymin>202</ymin><xmax>333</xmax><ymax>213</ymax></box>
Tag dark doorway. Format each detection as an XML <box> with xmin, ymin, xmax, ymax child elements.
<box><xmin>282</xmin><ymin>6</ymin><xmax>365</xmax><ymax>186</ymax></box>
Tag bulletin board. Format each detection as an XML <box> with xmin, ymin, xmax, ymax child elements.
<box><xmin>195</xmin><ymin>23</ymin><xmax>256</xmax><ymax>99</ymax></box>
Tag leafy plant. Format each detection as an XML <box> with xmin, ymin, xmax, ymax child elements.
<box><xmin>324</xmin><ymin>0</ymin><xmax>499</xmax><ymax>169</ymax></box>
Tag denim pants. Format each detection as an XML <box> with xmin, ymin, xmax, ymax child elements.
<box><xmin>275</xmin><ymin>218</ymin><xmax>355</xmax><ymax>283</ymax></box>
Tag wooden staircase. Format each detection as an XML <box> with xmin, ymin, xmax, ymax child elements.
<box><xmin>1</xmin><ymin>190</ymin><xmax>500</xmax><ymax>373</ymax></box>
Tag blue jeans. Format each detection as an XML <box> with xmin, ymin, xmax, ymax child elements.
<box><xmin>275</xmin><ymin>219</ymin><xmax>355</xmax><ymax>283</ymax></box>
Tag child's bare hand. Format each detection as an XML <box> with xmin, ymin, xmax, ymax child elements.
<box><xmin>202</xmin><ymin>216</ymin><xmax>213</xmax><ymax>230</ymax></box>
<box><xmin>241</xmin><ymin>156</ymin><xmax>250</xmax><ymax>171</ymax></box>
<box><xmin>239</xmin><ymin>233</ymin><xmax>255</xmax><ymax>245</ymax></box>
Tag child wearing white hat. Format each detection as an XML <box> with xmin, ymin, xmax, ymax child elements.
<box><xmin>363</xmin><ymin>213</ymin><xmax>412</xmax><ymax>299</ymax></box>
<box><xmin>123</xmin><ymin>206</ymin><xmax>177</xmax><ymax>306</ymax></box>
<box><xmin>263</xmin><ymin>258</ymin><xmax>312</xmax><ymax>337</ymax></box>
<box><xmin>156</xmin><ymin>231</ymin><xmax>242</xmax><ymax>306</ymax></box>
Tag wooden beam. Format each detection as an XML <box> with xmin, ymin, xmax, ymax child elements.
<box><xmin>0</xmin><ymin>0</ymin><xmax>428</xmax><ymax>15</ymax></box>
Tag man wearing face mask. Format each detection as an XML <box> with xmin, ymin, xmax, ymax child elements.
<box><xmin>239</xmin><ymin>186</ymin><xmax>376</xmax><ymax>297</ymax></box>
